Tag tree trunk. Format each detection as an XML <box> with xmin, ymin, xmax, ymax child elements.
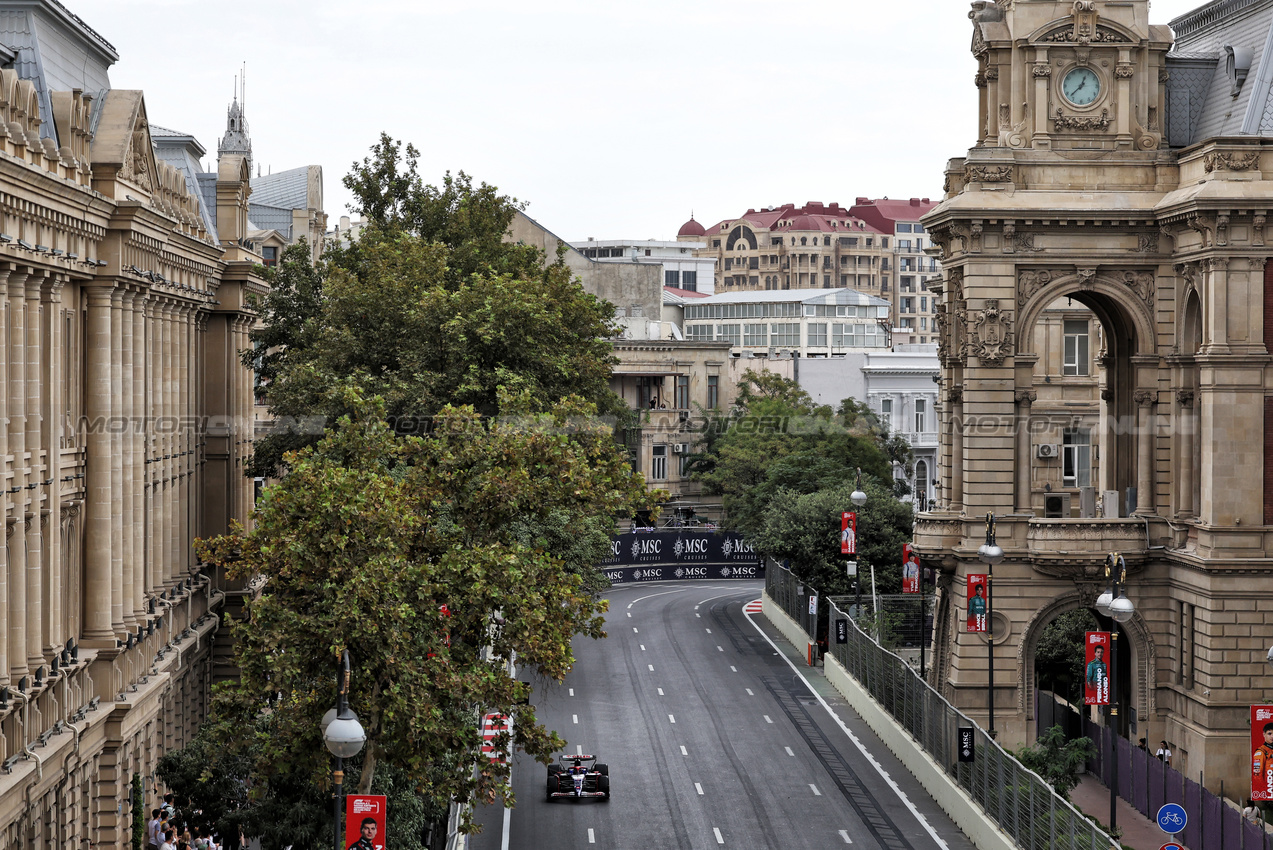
<box><xmin>358</xmin><ymin>743</ymin><xmax>378</xmax><ymax>795</ymax></box>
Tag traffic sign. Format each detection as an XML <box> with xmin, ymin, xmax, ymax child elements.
<box><xmin>1158</xmin><ymin>844</ymin><xmax>1184</xmax><ymax>850</ymax></box>
<box><xmin>1156</xmin><ymin>803</ymin><xmax>1187</xmax><ymax>834</ymax></box>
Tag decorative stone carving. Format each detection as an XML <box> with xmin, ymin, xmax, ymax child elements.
<box><xmin>1187</xmin><ymin>213</ymin><xmax>1213</xmax><ymax>248</ymax></box>
<box><xmin>966</xmin><ymin>299</ymin><xmax>1014</xmax><ymax>365</ymax></box>
<box><xmin>1215</xmin><ymin>213</ymin><xmax>1230</xmax><ymax>247</ymax></box>
<box><xmin>1132</xmin><ymin>232</ymin><xmax>1159</xmax><ymax>253</ymax></box>
<box><xmin>1101</xmin><ymin>388</ymin><xmax>1114</xmax><ymax>401</ymax></box>
<box><xmin>975</xmin><ymin>72</ymin><xmax>987</xmax><ymax>89</ymax></box>
<box><xmin>1015</xmin><ymin>233</ymin><xmax>1044</xmax><ymax>253</ymax></box>
<box><xmin>1254</xmin><ymin>213</ymin><xmax>1266</xmax><ymax>247</ymax></box>
<box><xmin>1121</xmin><ymin>271</ymin><xmax>1155</xmax><ymax>308</ymax></box>
<box><xmin>1176</xmin><ymin>389</ymin><xmax>1195</xmax><ymax>408</ymax></box>
<box><xmin>985</xmin><ymin>67</ymin><xmax>999</xmax><ymax>82</ymax></box>
<box><xmin>1018</xmin><ymin>268</ymin><xmax>1061</xmax><ymax>306</ymax></box>
<box><xmin>947</xmin><ymin>387</ymin><xmax>964</xmax><ymax>405</ymax></box>
<box><xmin>1015</xmin><ymin>389</ymin><xmax>1038</xmax><ymax>406</ymax></box>
<box><xmin>970</xmin><ymin>223</ymin><xmax>984</xmax><ymax>253</ymax></box>
<box><xmin>1076</xmin><ymin>268</ymin><xmax>1097</xmax><ymax>289</ymax></box>
<box><xmin>1033</xmin><ymin>64</ymin><xmax>1052</xmax><ymax>78</ymax></box>
<box><xmin>1175</xmin><ymin>262</ymin><xmax>1198</xmax><ymax>289</ymax></box>
<box><xmin>1133</xmin><ymin>389</ymin><xmax>1156</xmax><ymax>407</ymax></box>
<box><xmin>1041</xmin><ymin>25</ymin><xmax>1130</xmax><ymax>43</ymax></box>
<box><xmin>1115</xmin><ymin>63</ymin><xmax>1135</xmax><ymax>79</ymax></box>
<box><xmin>964</xmin><ymin>164</ymin><xmax>1014</xmax><ymax>183</ymax></box>
<box><xmin>1003</xmin><ymin>223</ymin><xmax>1016</xmax><ymax>253</ymax></box>
<box><xmin>1054</xmin><ymin>109</ymin><xmax>1112</xmax><ymax>131</ymax></box>
<box><xmin>1159</xmin><ymin>68</ymin><xmax>1170</xmax><ymax>83</ymax></box>
<box><xmin>1203</xmin><ymin>151</ymin><xmax>1259</xmax><ymax>173</ymax></box>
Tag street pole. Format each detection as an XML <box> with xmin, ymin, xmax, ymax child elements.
<box><xmin>1109</xmin><ymin>624</ymin><xmax>1119</xmax><ymax>835</ymax></box>
<box><xmin>919</xmin><ymin>559</ymin><xmax>926</xmax><ymax>681</ymax></box>
<box><xmin>977</xmin><ymin>513</ymin><xmax>1004</xmax><ymax>739</ymax></box>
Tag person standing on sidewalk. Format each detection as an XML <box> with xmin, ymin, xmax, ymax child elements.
<box><xmin>1156</xmin><ymin>740</ymin><xmax>1172</xmax><ymax>767</ymax></box>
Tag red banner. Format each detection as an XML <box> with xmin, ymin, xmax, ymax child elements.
<box><xmin>346</xmin><ymin>795</ymin><xmax>387</xmax><ymax>850</ymax></box>
<box><xmin>1252</xmin><ymin>705</ymin><xmax>1273</xmax><ymax>801</ymax></box>
<box><xmin>966</xmin><ymin>574</ymin><xmax>987</xmax><ymax>632</ymax></box>
<box><xmin>840</xmin><ymin>512</ymin><xmax>856</xmax><ymax>556</ymax></box>
<box><xmin>902</xmin><ymin>544</ymin><xmax>919</xmax><ymax>594</ymax></box>
<box><xmin>1084</xmin><ymin>631</ymin><xmax>1110</xmax><ymax>706</ymax></box>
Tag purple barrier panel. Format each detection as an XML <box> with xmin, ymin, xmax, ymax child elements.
<box><xmin>1183</xmin><ymin>779</ymin><xmax>1201</xmax><ymax>849</ymax></box>
<box><xmin>1165</xmin><ymin>763</ymin><xmax>1185</xmax><ymax>806</ymax></box>
<box><xmin>1118</xmin><ymin>735</ymin><xmax>1133</xmax><ymax>800</ymax></box>
<box><xmin>1148</xmin><ymin>754</ymin><xmax>1166</xmax><ymax>814</ymax></box>
<box><xmin>1132</xmin><ymin>746</ymin><xmax>1150</xmax><ymax>814</ymax></box>
<box><xmin>1242</xmin><ymin>817</ymin><xmax>1267</xmax><ymax>850</ymax></box>
<box><xmin>1224</xmin><ymin>805</ymin><xmax>1245</xmax><ymax>850</ymax></box>
<box><xmin>1201</xmin><ymin>792</ymin><xmax>1224</xmax><ymax>850</ymax></box>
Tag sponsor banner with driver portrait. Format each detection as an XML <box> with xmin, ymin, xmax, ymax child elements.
<box><xmin>1084</xmin><ymin>631</ymin><xmax>1110</xmax><ymax>706</ymax></box>
<box><xmin>966</xmin><ymin>574</ymin><xmax>988</xmax><ymax>632</ymax></box>
<box><xmin>345</xmin><ymin>795</ymin><xmax>386</xmax><ymax>850</ymax></box>
<box><xmin>1252</xmin><ymin>704</ymin><xmax>1273</xmax><ymax>801</ymax></box>
<box><xmin>902</xmin><ymin>543</ymin><xmax>920</xmax><ymax>594</ymax></box>
<box><xmin>841</xmin><ymin>512</ymin><xmax>857</xmax><ymax>556</ymax></box>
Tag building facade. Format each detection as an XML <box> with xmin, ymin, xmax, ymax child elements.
<box><xmin>572</xmin><ymin>237</ymin><xmax>717</xmax><ymax>295</ymax></box>
<box><xmin>0</xmin><ymin>3</ymin><xmax>262</xmax><ymax>845</ymax></box>
<box><xmin>849</xmin><ymin>198</ymin><xmax>944</xmax><ymax>346</ymax></box>
<box><xmin>683</xmin><ymin>289</ymin><xmax>891</xmax><ymax>358</ymax></box>
<box><xmin>917</xmin><ymin>0</ymin><xmax>1273</xmax><ymax>793</ymax></box>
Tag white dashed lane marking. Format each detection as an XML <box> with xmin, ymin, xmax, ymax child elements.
<box><xmin>705</xmin><ymin>628</ymin><xmax>712</xmax><ymax>634</ymax></box>
<box><xmin>669</xmin><ymin>714</ymin><xmax>676</xmax><ymax>724</ymax></box>
<box><xmin>695</xmin><ymin>783</ymin><xmax>704</xmax><ymax>795</ymax></box>
<box><xmin>785</xmin><ymin>747</ymin><xmax>795</xmax><ymax>757</ymax></box>
<box><xmin>568</xmin><ymin>689</ymin><xmax>574</xmax><ymax>697</ymax></box>
<box><xmin>716</xmin><ymin>646</ymin><xmax>724</xmax><ymax>652</ymax></box>
<box><xmin>763</xmin><ymin>715</ymin><xmax>773</xmax><ymax>724</ymax></box>
<box><xmin>713</xmin><ymin>827</ymin><xmax>725</xmax><ymax>844</ymax></box>
<box><xmin>745</xmin><ymin>689</ymin><xmax>754</xmax><ymax>696</ymax></box>
<box><xmin>648</xmin><ymin>665</ymin><xmax>654</xmax><ymax>671</ymax></box>
<box><xmin>588</xmin><ymin>828</ymin><xmax>595</xmax><ymax>844</ymax></box>
<box><xmin>839</xmin><ymin>829</ymin><xmax>853</xmax><ymax>844</ymax></box>
<box><xmin>810</xmin><ymin>784</ymin><xmax>822</xmax><ymax>796</ymax></box>
<box><xmin>640</xmin><ymin>645</ymin><xmax>646</xmax><ymax>651</ymax></box>
<box><xmin>572</xmin><ymin>715</ymin><xmax>578</xmax><ymax>724</ymax></box>
<box><xmin>657</xmin><ymin>688</ymin><xmax>664</xmax><ymax>696</ymax></box>
<box><xmin>730</xmin><ymin>666</ymin><xmax>737</xmax><ymax>672</ymax></box>
<box><xmin>633</xmin><ymin>627</ymin><xmax>639</xmax><ymax>633</ymax></box>
<box><xmin>680</xmin><ymin>745</ymin><xmax>688</xmax><ymax>755</ymax></box>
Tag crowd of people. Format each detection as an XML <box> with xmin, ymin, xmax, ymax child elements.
<box><xmin>146</xmin><ymin>795</ymin><xmax>222</xmax><ymax>850</ymax></box>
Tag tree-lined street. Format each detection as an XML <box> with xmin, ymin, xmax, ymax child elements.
<box><xmin>470</xmin><ymin>581</ymin><xmax>976</xmax><ymax>849</ymax></box>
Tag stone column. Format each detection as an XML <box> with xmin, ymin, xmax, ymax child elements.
<box><xmin>158</xmin><ymin>300</ymin><xmax>171</xmax><ymax>587</ymax></box>
<box><xmin>164</xmin><ymin>301</ymin><xmax>177</xmax><ymax>586</ymax></box>
<box><xmin>1176</xmin><ymin>389</ymin><xmax>1195</xmax><ymax>518</ymax></box>
<box><xmin>132</xmin><ymin>293</ymin><xmax>146</xmax><ymax>603</ymax></box>
<box><xmin>7</xmin><ymin>269</ymin><xmax>27</xmax><ymax>675</ymax></box>
<box><xmin>41</xmin><ymin>275</ymin><xmax>62</xmax><ymax>654</ymax></box>
<box><xmin>1203</xmin><ymin>257</ymin><xmax>1228</xmax><ymax>354</ymax></box>
<box><xmin>83</xmin><ymin>285</ymin><xmax>115</xmax><ymax>644</ymax></box>
<box><xmin>1015</xmin><ymin>389</ymin><xmax>1036</xmax><ymax>512</ymax></box>
<box><xmin>1031</xmin><ymin>57</ymin><xmax>1051</xmax><ymax>144</ymax></box>
<box><xmin>0</xmin><ymin>270</ymin><xmax>9</xmax><ymax>685</ymax></box>
<box><xmin>24</xmin><ymin>272</ymin><xmax>43</xmax><ymax>667</ymax></box>
<box><xmin>110</xmin><ymin>288</ymin><xmax>125</xmax><ymax>631</ymax></box>
<box><xmin>1134</xmin><ymin>389</ymin><xmax>1156</xmax><ymax>516</ymax></box>
<box><xmin>949</xmin><ymin>387</ymin><xmax>964</xmax><ymax>514</ymax></box>
<box><xmin>178</xmin><ymin>304</ymin><xmax>190</xmax><ymax>576</ymax></box>
<box><xmin>120</xmin><ymin>289</ymin><xmax>136</xmax><ymax>626</ymax></box>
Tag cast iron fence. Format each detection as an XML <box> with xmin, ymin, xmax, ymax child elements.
<box><xmin>766</xmin><ymin>563</ymin><xmax>1116</xmax><ymax>850</ymax></box>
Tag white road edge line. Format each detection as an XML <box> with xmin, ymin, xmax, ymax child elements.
<box><xmin>810</xmin><ymin>783</ymin><xmax>822</xmax><ymax>796</ymax></box>
<box><xmin>627</xmin><ymin>588</ymin><xmax>696</xmax><ymax>608</ymax></box>
<box><xmin>839</xmin><ymin>829</ymin><xmax>853</xmax><ymax>844</ymax></box>
<box><xmin>743</xmin><ymin>609</ymin><xmax>951</xmax><ymax>850</ymax></box>
<box><xmin>695</xmin><ymin>782</ymin><xmax>704</xmax><ymax>795</ymax></box>
<box><xmin>713</xmin><ymin>827</ymin><xmax>724</xmax><ymax>844</ymax></box>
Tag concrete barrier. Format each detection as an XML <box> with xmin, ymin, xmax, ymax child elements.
<box><xmin>762</xmin><ymin>593</ymin><xmax>1016</xmax><ymax>850</ymax></box>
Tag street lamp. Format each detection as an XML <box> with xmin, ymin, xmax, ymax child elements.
<box><xmin>323</xmin><ymin>650</ymin><xmax>366</xmax><ymax>850</ymax></box>
<box><xmin>851</xmin><ymin>468</ymin><xmax>867</xmax><ymax>507</ymax></box>
<box><xmin>1102</xmin><ymin>552</ymin><xmax>1134</xmax><ymax>835</ymax></box>
<box><xmin>977</xmin><ymin>513</ymin><xmax>1004</xmax><ymax>737</ymax></box>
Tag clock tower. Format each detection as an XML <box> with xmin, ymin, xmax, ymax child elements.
<box><xmin>919</xmin><ymin>0</ymin><xmax>1273</xmax><ymax>794</ymax></box>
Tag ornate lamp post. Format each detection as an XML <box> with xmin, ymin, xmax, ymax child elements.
<box><xmin>323</xmin><ymin>650</ymin><xmax>366</xmax><ymax>850</ymax></box>
<box><xmin>977</xmin><ymin>513</ymin><xmax>1004</xmax><ymax>737</ymax></box>
<box><xmin>1094</xmin><ymin>553</ymin><xmax>1133</xmax><ymax>834</ymax></box>
<box><xmin>850</xmin><ymin>469</ymin><xmax>867</xmax><ymax>612</ymax></box>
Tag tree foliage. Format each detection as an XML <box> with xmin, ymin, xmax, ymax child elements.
<box><xmin>248</xmin><ymin>135</ymin><xmax>622</xmax><ymax>478</ymax></box>
<box><xmin>1035</xmin><ymin>608</ymin><xmax>1100</xmax><ymax>705</ymax></box>
<box><xmin>1013</xmin><ymin>725</ymin><xmax>1095</xmax><ymax>800</ymax></box>
<box><xmin>200</xmin><ymin>393</ymin><xmax>652</xmax><ymax>836</ymax></box>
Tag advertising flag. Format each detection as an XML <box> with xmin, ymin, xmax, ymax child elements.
<box><xmin>841</xmin><ymin>512</ymin><xmax>856</xmax><ymax>555</ymax></box>
<box><xmin>1252</xmin><ymin>705</ymin><xmax>1273</xmax><ymax>800</ymax></box>
<box><xmin>902</xmin><ymin>543</ymin><xmax>920</xmax><ymax>594</ymax></box>
<box><xmin>966</xmin><ymin>574</ymin><xmax>987</xmax><ymax>632</ymax></box>
<box><xmin>1084</xmin><ymin>631</ymin><xmax>1110</xmax><ymax>706</ymax></box>
<box><xmin>346</xmin><ymin>795</ymin><xmax>387</xmax><ymax>850</ymax></box>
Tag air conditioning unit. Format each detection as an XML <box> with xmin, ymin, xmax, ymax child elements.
<box><xmin>1044</xmin><ymin>492</ymin><xmax>1071</xmax><ymax>518</ymax></box>
<box><xmin>1036</xmin><ymin>443</ymin><xmax>1060</xmax><ymax>459</ymax></box>
<box><xmin>672</xmin><ymin>443</ymin><xmax>690</xmax><ymax>454</ymax></box>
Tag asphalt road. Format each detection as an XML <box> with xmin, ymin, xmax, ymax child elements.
<box><xmin>469</xmin><ymin>580</ymin><xmax>978</xmax><ymax>850</ymax></box>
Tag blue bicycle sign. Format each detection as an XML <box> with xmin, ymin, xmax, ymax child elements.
<box><xmin>1156</xmin><ymin>803</ymin><xmax>1187</xmax><ymax>834</ymax></box>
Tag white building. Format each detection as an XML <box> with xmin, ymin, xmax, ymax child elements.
<box><xmin>572</xmin><ymin>237</ymin><xmax>717</xmax><ymax>295</ymax></box>
<box><xmin>682</xmin><ymin>289</ymin><xmax>890</xmax><ymax>358</ymax></box>
<box><xmin>799</xmin><ymin>346</ymin><xmax>939</xmax><ymax>508</ymax></box>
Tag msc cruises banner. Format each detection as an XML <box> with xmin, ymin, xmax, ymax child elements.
<box><xmin>599</xmin><ymin>531</ymin><xmax>764</xmax><ymax>584</ymax></box>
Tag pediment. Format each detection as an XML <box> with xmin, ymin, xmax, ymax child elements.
<box><xmin>1027</xmin><ymin>19</ymin><xmax>1136</xmax><ymax>45</ymax></box>
<box><xmin>90</xmin><ymin>89</ymin><xmax>159</xmax><ymax>199</ymax></box>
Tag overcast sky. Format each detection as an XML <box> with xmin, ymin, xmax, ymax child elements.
<box><xmin>77</xmin><ymin>0</ymin><xmax>1205</xmax><ymax>241</ymax></box>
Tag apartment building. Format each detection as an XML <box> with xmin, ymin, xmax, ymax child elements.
<box><xmin>849</xmin><ymin>197</ymin><xmax>942</xmax><ymax>346</ymax></box>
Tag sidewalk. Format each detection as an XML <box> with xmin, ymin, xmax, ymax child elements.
<box><xmin>1069</xmin><ymin>773</ymin><xmax>1184</xmax><ymax>850</ymax></box>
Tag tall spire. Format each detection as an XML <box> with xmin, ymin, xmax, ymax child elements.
<box><xmin>218</xmin><ymin>65</ymin><xmax>252</xmax><ymax>175</ymax></box>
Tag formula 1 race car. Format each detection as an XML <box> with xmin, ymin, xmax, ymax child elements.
<box><xmin>546</xmin><ymin>754</ymin><xmax>610</xmax><ymax>802</ymax></box>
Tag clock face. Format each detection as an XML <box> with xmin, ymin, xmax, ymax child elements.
<box><xmin>1062</xmin><ymin>68</ymin><xmax>1101</xmax><ymax>106</ymax></box>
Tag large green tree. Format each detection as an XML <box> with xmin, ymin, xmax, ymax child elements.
<box><xmin>200</xmin><ymin>393</ymin><xmax>651</xmax><ymax>839</ymax></box>
<box><xmin>248</xmin><ymin>135</ymin><xmax>622</xmax><ymax>478</ymax></box>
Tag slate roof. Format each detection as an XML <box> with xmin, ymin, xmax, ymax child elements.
<box><xmin>150</xmin><ymin>126</ymin><xmax>219</xmax><ymax>244</ymax></box>
<box><xmin>246</xmin><ymin>204</ymin><xmax>294</xmax><ymax>240</ymax></box>
<box><xmin>1166</xmin><ymin>0</ymin><xmax>1273</xmax><ymax>143</ymax></box>
<box><xmin>250</xmin><ymin>165</ymin><xmax>313</xmax><ymax>210</ymax></box>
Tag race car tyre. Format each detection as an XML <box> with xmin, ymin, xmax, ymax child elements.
<box><xmin>599</xmin><ymin>775</ymin><xmax>610</xmax><ymax>800</ymax></box>
<box><xmin>546</xmin><ymin>775</ymin><xmax>557</xmax><ymax>802</ymax></box>
<box><xmin>547</xmin><ymin>764</ymin><xmax>562</xmax><ymax>776</ymax></box>
<box><xmin>595</xmin><ymin>763</ymin><xmax>609</xmax><ymax>776</ymax></box>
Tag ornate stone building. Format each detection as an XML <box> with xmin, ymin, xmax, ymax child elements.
<box><xmin>917</xmin><ymin>0</ymin><xmax>1273</xmax><ymax>793</ymax></box>
<box><xmin>0</xmin><ymin>2</ymin><xmax>262</xmax><ymax>845</ymax></box>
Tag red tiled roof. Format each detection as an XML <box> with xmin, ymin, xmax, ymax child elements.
<box><xmin>848</xmin><ymin>197</ymin><xmax>938</xmax><ymax>232</ymax></box>
<box><xmin>677</xmin><ymin>216</ymin><xmax>706</xmax><ymax>237</ymax></box>
<box><xmin>664</xmin><ymin>287</ymin><xmax>709</xmax><ymax>298</ymax></box>
<box><xmin>702</xmin><ymin>202</ymin><xmax>885</xmax><ymax>236</ymax></box>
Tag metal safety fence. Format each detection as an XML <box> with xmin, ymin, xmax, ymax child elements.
<box><xmin>766</xmin><ymin>563</ymin><xmax>1116</xmax><ymax>850</ymax></box>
